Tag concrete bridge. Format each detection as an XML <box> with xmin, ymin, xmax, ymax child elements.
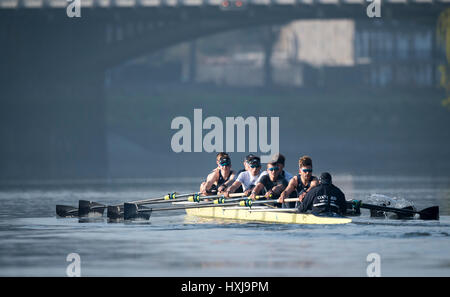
<box><xmin>0</xmin><ymin>0</ymin><xmax>448</xmax><ymax>180</ymax></box>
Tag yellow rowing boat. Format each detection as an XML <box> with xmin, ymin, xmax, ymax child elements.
<box><xmin>185</xmin><ymin>206</ymin><xmax>352</xmax><ymax>225</ymax></box>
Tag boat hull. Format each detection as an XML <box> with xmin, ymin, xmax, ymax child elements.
<box><xmin>185</xmin><ymin>207</ymin><xmax>352</xmax><ymax>225</ymax></box>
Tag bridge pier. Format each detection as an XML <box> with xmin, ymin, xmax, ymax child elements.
<box><xmin>262</xmin><ymin>25</ymin><xmax>278</xmax><ymax>88</ymax></box>
<box><xmin>188</xmin><ymin>40</ymin><xmax>197</xmax><ymax>83</ymax></box>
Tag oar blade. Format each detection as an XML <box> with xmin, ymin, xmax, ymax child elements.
<box><xmin>123</xmin><ymin>203</ymin><xmax>151</xmax><ymax>221</ymax></box>
<box><xmin>56</xmin><ymin>205</ymin><xmax>78</xmax><ymax>218</ymax></box>
<box><xmin>78</xmin><ymin>200</ymin><xmax>106</xmax><ymax>217</ymax></box>
<box><xmin>107</xmin><ymin>205</ymin><xmax>123</xmax><ymax>220</ymax></box>
<box><xmin>419</xmin><ymin>206</ymin><xmax>439</xmax><ymax>220</ymax></box>
<box><xmin>395</xmin><ymin>206</ymin><xmax>415</xmax><ymax>219</ymax></box>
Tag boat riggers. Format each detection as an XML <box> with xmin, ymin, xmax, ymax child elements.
<box><xmin>347</xmin><ymin>200</ymin><xmax>439</xmax><ymax>220</ymax></box>
<box><xmin>56</xmin><ymin>192</ymin><xmax>198</xmax><ymax>218</ymax></box>
<box><xmin>106</xmin><ymin>192</ymin><xmax>201</xmax><ymax>219</ymax></box>
<box><xmin>123</xmin><ymin>196</ymin><xmax>292</xmax><ymax>221</ymax></box>
<box><xmin>109</xmin><ymin>192</ymin><xmax>246</xmax><ymax>220</ymax></box>
<box><xmin>55</xmin><ymin>192</ymin><xmax>246</xmax><ymax>219</ymax></box>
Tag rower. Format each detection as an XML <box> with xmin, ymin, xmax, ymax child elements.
<box><xmin>200</xmin><ymin>152</ymin><xmax>236</xmax><ymax>196</ymax></box>
<box><xmin>257</xmin><ymin>153</ymin><xmax>293</xmax><ymax>182</ymax></box>
<box><xmin>236</xmin><ymin>154</ymin><xmax>256</xmax><ymax>176</ymax></box>
<box><xmin>249</xmin><ymin>160</ymin><xmax>288</xmax><ymax>204</ymax></box>
<box><xmin>223</xmin><ymin>156</ymin><xmax>263</xmax><ymax>197</ymax></box>
<box><xmin>297</xmin><ymin>172</ymin><xmax>347</xmax><ymax>216</ymax></box>
<box><xmin>278</xmin><ymin>155</ymin><xmax>319</xmax><ymax>208</ymax></box>
<box><xmin>228</xmin><ymin>154</ymin><xmax>256</xmax><ymax>194</ymax></box>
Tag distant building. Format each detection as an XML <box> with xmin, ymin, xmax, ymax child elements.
<box><xmin>194</xmin><ymin>19</ymin><xmax>442</xmax><ymax>88</ymax></box>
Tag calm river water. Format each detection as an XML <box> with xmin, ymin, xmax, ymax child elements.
<box><xmin>0</xmin><ymin>175</ymin><xmax>449</xmax><ymax>277</ymax></box>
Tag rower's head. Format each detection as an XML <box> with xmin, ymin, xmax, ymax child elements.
<box><xmin>244</xmin><ymin>154</ymin><xmax>256</xmax><ymax>171</ymax></box>
<box><xmin>216</xmin><ymin>152</ymin><xmax>231</xmax><ymax>171</ymax></box>
<box><xmin>269</xmin><ymin>153</ymin><xmax>285</xmax><ymax>170</ymax></box>
<box><xmin>299</xmin><ymin>155</ymin><xmax>313</xmax><ymax>180</ymax></box>
<box><xmin>267</xmin><ymin>162</ymin><xmax>281</xmax><ymax>181</ymax></box>
<box><xmin>319</xmin><ymin>172</ymin><xmax>332</xmax><ymax>185</ymax></box>
<box><xmin>247</xmin><ymin>156</ymin><xmax>261</xmax><ymax>176</ymax></box>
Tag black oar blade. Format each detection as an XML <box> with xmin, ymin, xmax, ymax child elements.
<box><xmin>395</xmin><ymin>206</ymin><xmax>415</xmax><ymax>219</ymax></box>
<box><xmin>56</xmin><ymin>205</ymin><xmax>78</xmax><ymax>217</ymax></box>
<box><xmin>124</xmin><ymin>203</ymin><xmax>151</xmax><ymax>221</ymax></box>
<box><xmin>107</xmin><ymin>205</ymin><xmax>123</xmax><ymax>220</ymax></box>
<box><xmin>78</xmin><ymin>200</ymin><xmax>106</xmax><ymax>217</ymax></box>
<box><xmin>419</xmin><ymin>206</ymin><xmax>439</xmax><ymax>220</ymax></box>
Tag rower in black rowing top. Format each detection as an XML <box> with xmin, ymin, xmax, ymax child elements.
<box><xmin>249</xmin><ymin>159</ymin><xmax>288</xmax><ymax>204</ymax></box>
<box><xmin>278</xmin><ymin>155</ymin><xmax>319</xmax><ymax>208</ymax></box>
<box><xmin>200</xmin><ymin>152</ymin><xmax>236</xmax><ymax>196</ymax></box>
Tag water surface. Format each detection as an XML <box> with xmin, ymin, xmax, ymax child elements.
<box><xmin>0</xmin><ymin>175</ymin><xmax>449</xmax><ymax>276</ymax></box>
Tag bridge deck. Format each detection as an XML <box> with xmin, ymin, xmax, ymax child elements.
<box><xmin>1</xmin><ymin>0</ymin><xmax>449</xmax><ymax>9</ymax></box>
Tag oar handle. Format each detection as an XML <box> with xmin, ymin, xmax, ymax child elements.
<box><xmin>131</xmin><ymin>192</ymin><xmax>199</xmax><ymax>205</ymax></box>
<box><xmin>187</xmin><ymin>192</ymin><xmax>246</xmax><ymax>202</ymax></box>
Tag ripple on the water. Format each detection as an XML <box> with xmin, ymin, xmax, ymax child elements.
<box><xmin>402</xmin><ymin>232</ymin><xmax>432</xmax><ymax>238</ymax></box>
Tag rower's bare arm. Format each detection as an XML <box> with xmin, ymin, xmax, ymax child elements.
<box><xmin>202</xmin><ymin>170</ymin><xmax>219</xmax><ymax>195</ymax></box>
<box><xmin>286</xmin><ymin>177</ymin><xmax>298</xmax><ymax>195</ymax></box>
<box><xmin>224</xmin><ymin>180</ymin><xmax>242</xmax><ymax>197</ymax></box>
<box><xmin>250</xmin><ymin>183</ymin><xmax>264</xmax><ymax>199</ymax></box>
<box><xmin>228</xmin><ymin>180</ymin><xmax>241</xmax><ymax>193</ymax></box>
<box><xmin>271</xmin><ymin>184</ymin><xmax>286</xmax><ymax>197</ymax></box>
<box><xmin>279</xmin><ymin>177</ymin><xmax>297</xmax><ymax>202</ymax></box>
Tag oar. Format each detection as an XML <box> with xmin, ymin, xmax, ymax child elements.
<box><xmin>131</xmin><ymin>192</ymin><xmax>200</xmax><ymax>205</ymax></box>
<box><xmin>56</xmin><ymin>192</ymin><xmax>200</xmax><ymax>218</ymax></box>
<box><xmin>123</xmin><ymin>197</ymin><xmax>292</xmax><ymax>221</ymax></box>
<box><xmin>107</xmin><ymin>192</ymin><xmax>246</xmax><ymax>220</ymax></box>
<box><xmin>348</xmin><ymin>200</ymin><xmax>439</xmax><ymax>220</ymax></box>
<box><xmin>106</xmin><ymin>192</ymin><xmax>200</xmax><ymax>219</ymax></box>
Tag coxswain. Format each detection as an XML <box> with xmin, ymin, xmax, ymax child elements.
<box><xmin>297</xmin><ymin>172</ymin><xmax>347</xmax><ymax>216</ymax></box>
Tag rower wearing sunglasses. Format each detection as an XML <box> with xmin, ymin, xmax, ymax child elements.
<box><xmin>200</xmin><ymin>152</ymin><xmax>237</xmax><ymax>196</ymax></box>
<box><xmin>222</xmin><ymin>156</ymin><xmax>263</xmax><ymax>197</ymax></box>
<box><xmin>278</xmin><ymin>155</ymin><xmax>319</xmax><ymax>208</ymax></box>
<box><xmin>256</xmin><ymin>153</ymin><xmax>294</xmax><ymax>182</ymax></box>
<box><xmin>249</xmin><ymin>160</ymin><xmax>288</xmax><ymax>202</ymax></box>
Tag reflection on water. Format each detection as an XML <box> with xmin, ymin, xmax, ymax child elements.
<box><xmin>0</xmin><ymin>175</ymin><xmax>449</xmax><ymax>276</ymax></box>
